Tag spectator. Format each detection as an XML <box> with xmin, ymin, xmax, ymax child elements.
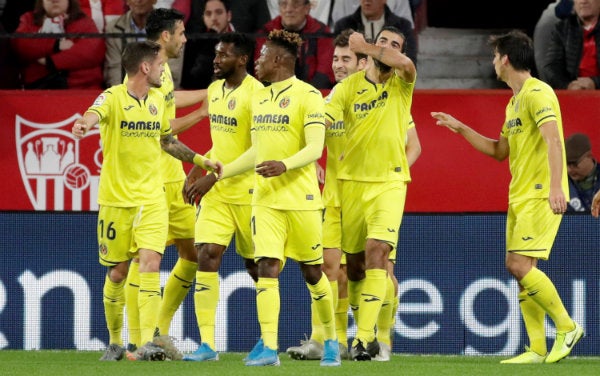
<box><xmin>533</xmin><ymin>1</ymin><xmax>567</xmax><ymax>81</ymax></box>
<box><xmin>331</xmin><ymin>0</ymin><xmax>414</xmax><ymax>28</ymax></box>
<box><xmin>11</xmin><ymin>0</ymin><xmax>106</xmax><ymax>89</ymax></box>
<box><xmin>333</xmin><ymin>0</ymin><xmax>417</xmax><ymax>64</ymax></box>
<box><xmin>255</xmin><ymin>0</ymin><xmax>335</xmax><ymax>89</ymax></box>
<box><xmin>230</xmin><ymin>0</ymin><xmax>270</xmax><ymax>32</ymax></box>
<box><xmin>155</xmin><ymin>0</ymin><xmax>191</xmax><ymax>23</ymax></box>
<box><xmin>565</xmin><ymin>133</ymin><xmax>600</xmax><ymax>212</ymax></box>
<box><xmin>80</xmin><ymin>0</ymin><xmax>125</xmax><ymax>32</ymax></box>
<box><xmin>543</xmin><ymin>0</ymin><xmax>600</xmax><ymax>90</ymax></box>
<box><xmin>181</xmin><ymin>0</ymin><xmax>235</xmax><ymax>89</ymax></box>
<box><xmin>104</xmin><ymin>0</ymin><xmax>178</xmax><ymax>88</ymax></box>
<box><xmin>266</xmin><ymin>0</ymin><xmax>332</xmax><ymax>26</ymax></box>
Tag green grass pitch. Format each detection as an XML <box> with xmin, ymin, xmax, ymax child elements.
<box><xmin>0</xmin><ymin>351</ymin><xmax>599</xmax><ymax>376</ymax></box>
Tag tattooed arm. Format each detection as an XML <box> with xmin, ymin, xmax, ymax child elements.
<box><xmin>160</xmin><ymin>133</ymin><xmax>222</xmax><ymax>176</ymax></box>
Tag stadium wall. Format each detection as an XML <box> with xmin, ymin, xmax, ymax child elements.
<box><xmin>0</xmin><ymin>212</ymin><xmax>598</xmax><ymax>355</ymax></box>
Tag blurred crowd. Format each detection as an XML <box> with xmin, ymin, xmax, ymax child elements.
<box><xmin>1</xmin><ymin>0</ymin><xmax>599</xmax><ymax>93</ymax></box>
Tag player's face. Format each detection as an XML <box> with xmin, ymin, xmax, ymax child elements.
<box><xmin>148</xmin><ymin>55</ymin><xmax>165</xmax><ymax>88</ymax></box>
<box><xmin>165</xmin><ymin>21</ymin><xmax>186</xmax><ymax>59</ymax></box>
<box><xmin>279</xmin><ymin>0</ymin><xmax>310</xmax><ymax>30</ymax></box>
<box><xmin>255</xmin><ymin>42</ymin><xmax>277</xmax><ymax>82</ymax></box>
<box><xmin>374</xmin><ymin>30</ymin><xmax>404</xmax><ymax>72</ymax></box>
<box><xmin>214</xmin><ymin>42</ymin><xmax>239</xmax><ymax>79</ymax></box>
<box><xmin>492</xmin><ymin>50</ymin><xmax>506</xmax><ymax>81</ymax></box>
<box><xmin>375</xmin><ymin>30</ymin><xmax>404</xmax><ymax>52</ymax></box>
<box><xmin>43</xmin><ymin>0</ymin><xmax>69</xmax><ymax>18</ymax></box>
<box><xmin>332</xmin><ymin>46</ymin><xmax>360</xmax><ymax>82</ymax></box>
<box><xmin>127</xmin><ymin>0</ymin><xmax>156</xmax><ymax>18</ymax></box>
<box><xmin>203</xmin><ymin>0</ymin><xmax>231</xmax><ymax>33</ymax></box>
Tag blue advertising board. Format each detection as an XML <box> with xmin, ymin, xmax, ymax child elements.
<box><xmin>0</xmin><ymin>212</ymin><xmax>598</xmax><ymax>355</ymax></box>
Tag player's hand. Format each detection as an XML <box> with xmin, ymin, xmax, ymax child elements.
<box><xmin>592</xmin><ymin>190</ymin><xmax>600</xmax><ymax>218</ymax></box>
<box><xmin>431</xmin><ymin>112</ymin><xmax>462</xmax><ymax>133</ymax></box>
<box><xmin>72</xmin><ymin>119</ymin><xmax>88</xmax><ymax>139</ymax></box>
<box><xmin>348</xmin><ymin>32</ymin><xmax>368</xmax><ymax>54</ymax></box>
<box><xmin>548</xmin><ymin>188</ymin><xmax>567</xmax><ymax>215</ymax></box>
<box><xmin>205</xmin><ymin>160</ymin><xmax>223</xmax><ymax>179</ymax></box>
<box><xmin>185</xmin><ymin>172</ymin><xmax>217</xmax><ymax>205</ymax></box>
<box><xmin>256</xmin><ymin>160</ymin><xmax>286</xmax><ymax>178</ymax></box>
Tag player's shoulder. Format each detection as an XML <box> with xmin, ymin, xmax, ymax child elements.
<box><xmin>242</xmin><ymin>75</ymin><xmax>265</xmax><ymax>91</ymax></box>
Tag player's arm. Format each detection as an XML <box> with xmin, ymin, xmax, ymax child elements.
<box><xmin>591</xmin><ymin>190</ymin><xmax>600</xmax><ymax>218</ymax></box>
<box><xmin>160</xmin><ymin>133</ymin><xmax>222</xmax><ymax>176</ymax></box>
<box><xmin>348</xmin><ymin>31</ymin><xmax>416</xmax><ymax>83</ymax></box>
<box><xmin>72</xmin><ymin>112</ymin><xmax>100</xmax><ymax>139</ymax></box>
<box><xmin>406</xmin><ymin>126</ymin><xmax>421</xmax><ymax>167</ymax></box>
<box><xmin>256</xmin><ymin>125</ymin><xmax>325</xmax><ymax>178</ymax></box>
<box><xmin>174</xmin><ymin>89</ymin><xmax>208</xmax><ymax>108</ymax></box>
<box><xmin>431</xmin><ymin>111</ymin><xmax>509</xmax><ymax>161</ymax></box>
<box><xmin>540</xmin><ymin>120</ymin><xmax>567</xmax><ymax>214</ymax></box>
<box><xmin>170</xmin><ymin>99</ymin><xmax>209</xmax><ymax>135</ymax></box>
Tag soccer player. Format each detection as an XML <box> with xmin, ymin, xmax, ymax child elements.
<box><xmin>72</xmin><ymin>40</ymin><xmax>221</xmax><ymax>362</ymax></box>
<box><xmin>123</xmin><ymin>8</ymin><xmax>209</xmax><ymax>361</ymax></box>
<box><xmin>180</xmin><ymin>32</ymin><xmax>264</xmax><ymax>362</ymax></box>
<box><xmin>208</xmin><ymin>29</ymin><xmax>341</xmax><ymax>367</ymax></box>
<box><xmin>432</xmin><ymin>30</ymin><xmax>583</xmax><ymax>364</ymax></box>
<box><xmin>287</xmin><ymin>28</ymin><xmax>367</xmax><ymax>362</ymax></box>
<box><xmin>324</xmin><ymin>26</ymin><xmax>416</xmax><ymax>361</ymax></box>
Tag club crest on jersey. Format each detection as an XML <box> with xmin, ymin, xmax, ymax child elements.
<box><xmin>99</xmin><ymin>243</ymin><xmax>108</xmax><ymax>255</ymax></box>
<box><xmin>15</xmin><ymin>114</ymin><xmax>102</xmax><ymax>211</ymax></box>
<box><xmin>228</xmin><ymin>98</ymin><xmax>236</xmax><ymax>110</ymax></box>
<box><xmin>148</xmin><ymin>103</ymin><xmax>158</xmax><ymax>116</ymax></box>
<box><xmin>93</xmin><ymin>94</ymin><xmax>106</xmax><ymax>107</ymax></box>
<box><xmin>279</xmin><ymin>97</ymin><xmax>290</xmax><ymax>109</ymax></box>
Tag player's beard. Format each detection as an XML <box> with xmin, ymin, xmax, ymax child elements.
<box><xmin>374</xmin><ymin>58</ymin><xmax>392</xmax><ymax>74</ymax></box>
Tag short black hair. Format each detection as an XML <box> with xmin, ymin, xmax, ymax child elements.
<box><xmin>219</xmin><ymin>32</ymin><xmax>255</xmax><ymax>58</ymax></box>
<box><xmin>267</xmin><ymin>29</ymin><xmax>303</xmax><ymax>57</ymax></box>
<box><xmin>122</xmin><ymin>41</ymin><xmax>161</xmax><ymax>75</ymax></box>
<box><xmin>204</xmin><ymin>0</ymin><xmax>231</xmax><ymax>12</ymax></box>
<box><xmin>488</xmin><ymin>30</ymin><xmax>534</xmax><ymax>72</ymax></box>
<box><xmin>146</xmin><ymin>8</ymin><xmax>185</xmax><ymax>41</ymax></box>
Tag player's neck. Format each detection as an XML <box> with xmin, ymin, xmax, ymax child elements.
<box><xmin>225</xmin><ymin>71</ymin><xmax>247</xmax><ymax>89</ymax></box>
<box><xmin>506</xmin><ymin>71</ymin><xmax>532</xmax><ymax>96</ymax></box>
<box><xmin>126</xmin><ymin>78</ymin><xmax>150</xmax><ymax>100</ymax></box>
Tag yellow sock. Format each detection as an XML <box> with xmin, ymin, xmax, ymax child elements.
<box><xmin>336</xmin><ymin>297</ymin><xmax>349</xmax><ymax>347</ymax></box>
<box><xmin>520</xmin><ymin>267</ymin><xmax>574</xmax><ymax>332</ymax></box>
<box><xmin>103</xmin><ymin>274</ymin><xmax>125</xmax><ymax>346</ymax></box>
<box><xmin>125</xmin><ymin>261</ymin><xmax>140</xmax><ymax>348</ymax></box>
<box><xmin>354</xmin><ymin>268</ymin><xmax>387</xmax><ymax>344</ymax></box>
<box><xmin>193</xmin><ymin>271</ymin><xmax>219</xmax><ymax>349</ymax></box>
<box><xmin>348</xmin><ymin>279</ymin><xmax>364</xmax><ymax>326</ymax></box>
<box><xmin>256</xmin><ymin>278</ymin><xmax>280</xmax><ymax>350</ymax></box>
<box><xmin>376</xmin><ymin>275</ymin><xmax>395</xmax><ymax>346</ymax></box>
<box><xmin>307</xmin><ymin>274</ymin><xmax>335</xmax><ymax>341</ymax></box>
<box><xmin>518</xmin><ymin>290</ymin><xmax>547</xmax><ymax>355</ymax></box>
<box><xmin>138</xmin><ymin>272</ymin><xmax>161</xmax><ymax>344</ymax></box>
<box><xmin>310</xmin><ymin>300</ymin><xmax>324</xmax><ymax>343</ymax></box>
<box><xmin>330</xmin><ymin>280</ymin><xmax>339</xmax><ymax>315</ymax></box>
<box><xmin>158</xmin><ymin>258</ymin><xmax>197</xmax><ymax>335</ymax></box>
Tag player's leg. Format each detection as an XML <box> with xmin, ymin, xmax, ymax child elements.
<box><xmin>98</xmin><ymin>205</ymin><xmax>133</xmax><ymax>361</ymax></box>
<box><xmin>133</xmin><ymin>202</ymin><xmax>168</xmax><ymax>361</ymax></box>
<box><xmin>351</xmin><ymin>181</ymin><xmax>406</xmax><ymax>361</ymax></box>
<box><xmin>157</xmin><ymin>181</ymin><xmax>197</xmax><ymax>342</ymax></box>
<box><xmin>124</xmin><ymin>259</ymin><xmax>140</xmax><ymax>358</ymax></box>
<box><xmin>185</xmin><ymin>198</ymin><xmax>237</xmax><ymax>361</ymax></box>
<box><xmin>374</xmin><ymin>259</ymin><xmax>396</xmax><ymax>361</ymax></box>
<box><xmin>503</xmin><ymin>199</ymin><xmax>582</xmax><ymax>364</ymax></box>
<box><xmin>292</xmin><ymin>209</ymin><xmax>340</xmax><ymax>367</ymax></box>
<box><xmin>336</xmin><ymin>261</ymin><xmax>349</xmax><ymax>358</ymax></box>
<box><xmin>245</xmin><ymin>206</ymin><xmax>284</xmax><ymax>366</ymax></box>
